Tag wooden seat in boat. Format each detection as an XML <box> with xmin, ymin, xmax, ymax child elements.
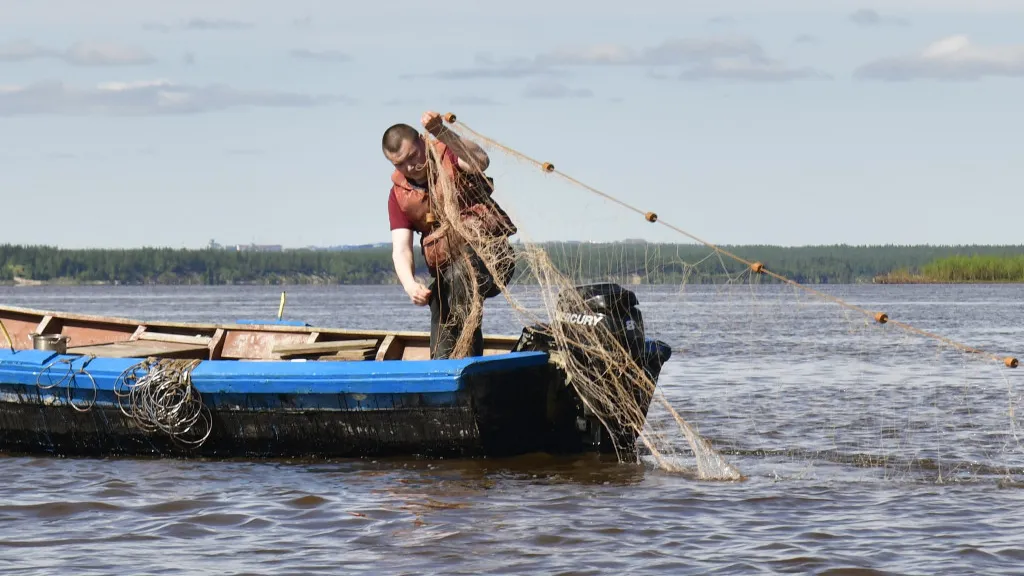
<box><xmin>0</xmin><ymin>305</ymin><xmax>521</xmax><ymax>362</ymax></box>
<box><xmin>68</xmin><ymin>340</ymin><xmax>211</xmax><ymax>359</ymax></box>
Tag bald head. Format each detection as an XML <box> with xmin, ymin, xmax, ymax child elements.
<box><xmin>383</xmin><ymin>123</ymin><xmax>428</xmax><ymax>181</ymax></box>
<box><xmin>382</xmin><ymin>123</ymin><xmax>420</xmax><ymax>156</ymax></box>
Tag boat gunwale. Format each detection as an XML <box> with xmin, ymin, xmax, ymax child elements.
<box><xmin>0</xmin><ymin>304</ymin><xmax>521</xmax><ymax>343</ymax></box>
<box><xmin>0</xmin><ymin>348</ymin><xmax>555</xmax><ymax>395</ymax></box>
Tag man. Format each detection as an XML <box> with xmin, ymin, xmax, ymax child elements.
<box><xmin>383</xmin><ymin>110</ymin><xmax>516</xmax><ymax>359</ymax></box>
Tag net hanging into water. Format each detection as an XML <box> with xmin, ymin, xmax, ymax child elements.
<box><xmin>114</xmin><ymin>358</ymin><xmax>212</xmax><ymax>448</ymax></box>
<box><xmin>419</xmin><ymin>112</ymin><xmax>1023</xmax><ymax>483</ymax></box>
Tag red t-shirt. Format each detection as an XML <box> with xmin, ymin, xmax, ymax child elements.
<box><xmin>388</xmin><ymin>147</ymin><xmax>461</xmax><ymax>231</ymax></box>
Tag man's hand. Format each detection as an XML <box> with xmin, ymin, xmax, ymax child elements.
<box><xmin>405</xmin><ymin>281</ymin><xmax>432</xmax><ymax>306</ymax></box>
<box><xmin>420</xmin><ymin>109</ymin><xmax>489</xmax><ymax>172</ymax></box>
<box><xmin>421</xmin><ymin>110</ymin><xmax>445</xmax><ymax>137</ymax></box>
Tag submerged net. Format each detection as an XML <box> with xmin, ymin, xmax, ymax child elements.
<box><xmin>418</xmin><ymin>114</ymin><xmax>1023</xmax><ymax>483</ymax></box>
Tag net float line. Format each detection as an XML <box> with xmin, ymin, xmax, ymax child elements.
<box><xmin>441</xmin><ymin>112</ymin><xmax>1019</xmax><ymax>370</ymax></box>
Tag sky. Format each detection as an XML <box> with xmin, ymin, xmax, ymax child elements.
<box><xmin>1</xmin><ymin>0</ymin><xmax>1023</xmax><ymax>249</ymax></box>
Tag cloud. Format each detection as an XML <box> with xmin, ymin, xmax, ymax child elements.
<box><xmin>0</xmin><ymin>40</ymin><xmax>43</xmax><ymax>61</ymax></box>
<box><xmin>417</xmin><ymin>54</ymin><xmax>566</xmax><ymax>80</ymax></box>
<box><xmin>536</xmin><ymin>37</ymin><xmax>765</xmax><ymax>67</ymax></box>
<box><xmin>679</xmin><ymin>58</ymin><xmax>830</xmax><ymax>82</ymax></box>
<box><xmin>848</xmin><ymin>9</ymin><xmax>910</xmax><ymax>27</ymax></box>
<box><xmin>383</xmin><ymin>98</ymin><xmax>424</xmax><ymax>107</ymax></box>
<box><xmin>0</xmin><ymin>80</ymin><xmax>353</xmax><ymax>116</ymax></box>
<box><xmin>421</xmin><ymin>38</ymin><xmax>827</xmax><ymax>84</ymax></box>
<box><xmin>183</xmin><ymin>52</ymin><xmax>196</xmax><ymax>66</ymax></box>
<box><xmin>225</xmin><ymin>148</ymin><xmax>264</xmax><ymax>156</ymax></box>
<box><xmin>0</xmin><ymin>40</ymin><xmax>155</xmax><ymax>66</ymax></box>
<box><xmin>708</xmin><ymin>16</ymin><xmax>736</xmax><ymax>25</ymax></box>
<box><xmin>185</xmin><ymin>18</ymin><xmax>252</xmax><ymax>31</ymax></box>
<box><xmin>141</xmin><ymin>23</ymin><xmax>172</xmax><ymax>33</ymax></box>
<box><xmin>143</xmin><ymin>18</ymin><xmax>253</xmax><ymax>32</ymax></box>
<box><xmin>794</xmin><ymin>34</ymin><xmax>820</xmax><ymax>45</ymax></box>
<box><xmin>293</xmin><ymin>16</ymin><xmax>313</xmax><ymax>29</ymax></box>
<box><xmin>65</xmin><ymin>42</ymin><xmax>155</xmax><ymax>66</ymax></box>
<box><xmin>555</xmin><ymin>38</ymin><xmax>828</xmax><ymax>82</ymax></box>
<box><xmin>854</xmin><ymin>35</ymin><xmax>1024</xmax><ymax>81</ymax></box>
<box><xmin>448</xmin><ymin>96</ymin><xmax>502</xmax><ymax>106</ymax></box>
<box><xmin>289</xmin><ymin>49</ymin><xmax>351</xmax><ymax>63</ymax></box>
<box><xmin>523</xmin><ymin>81</ymin><xmax>593</xmax><ymax>99</ymax></box>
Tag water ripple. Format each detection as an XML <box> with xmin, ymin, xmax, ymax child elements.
<box><xmin>1</xmin><ymin>284</ymin><xmax>1024</xmax><ymax>573</ymax></box>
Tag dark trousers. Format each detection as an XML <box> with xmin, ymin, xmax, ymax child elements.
<box><xmin>428</xmin><ymin>242</ymin><xmax>514</xmax><ymax>359</ymax></box>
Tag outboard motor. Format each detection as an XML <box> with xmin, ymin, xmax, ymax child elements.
<box><xmin>513</xmin><ymin>282</ymin><xmax>672</xmax><ymax>454</ymax></box>
<box><xmin>554</xmin><ymin>282</ymin><xmax>646</xmax><ymax>361</ymax></box>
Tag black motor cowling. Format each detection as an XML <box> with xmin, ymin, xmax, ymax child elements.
<box><xmin>514</xmin><ymin>282</ymin><xmax>668</xmax><ymax>375</ymax></box>
<box><xmin>513</xmin><ymin>282</ymin><xmax>671</xmax><ymax>455</ymax></box>
<box><xmin>553</xmin><ymin>282</ymin><xmax>646</xmax><ymax>360</ymax></box>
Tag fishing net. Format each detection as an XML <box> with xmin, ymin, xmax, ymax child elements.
<box><xmin>417</xmin><ymin>113</ymin><xmax>1023</xmax><ymax>483</ymax></box>
<box><xmin>114</xmin><ymin>358</ymin><xmax>212</xmax><ymax>448</ymax></box>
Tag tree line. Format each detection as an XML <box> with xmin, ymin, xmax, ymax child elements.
<box><xmin>3</xmin><ymin>243</ymin><xmax>1024</xmax><ymax>285</ymax></box>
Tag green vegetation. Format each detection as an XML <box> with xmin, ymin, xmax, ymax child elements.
<box><xmin>0</xmin><ymin>245</ymin><xmax>404</xmax><ymax>285</ymax></box>
<box><xmin>3</xmin><ymin>243</ymin><xmax>1024</xmax><ymax>286</ymax></box>
<box><xmin>876</xmin><ymin>254</ymin><xmax>1024</xmax><ymax>284</ymax></box>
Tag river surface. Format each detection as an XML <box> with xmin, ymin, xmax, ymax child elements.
<box><xmin>1</xmin><ymin>283</ymin><xmax>1023</xmax><ymax>575</ymax></box>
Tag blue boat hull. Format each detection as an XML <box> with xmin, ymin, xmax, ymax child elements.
<box><xmin>0</xmin><ymin>342</ymin><xmax>670</xmax><ymax>459</ymax></box>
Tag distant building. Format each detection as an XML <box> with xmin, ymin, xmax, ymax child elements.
<box><xmin>202</xmin><ymin>240</ymin><xmax>394</xmax><ymax>252</ymax></box>
<box><xmin>235</xmin><ymin>244</ymin><xmax>283</xmax><ymax>252</ymax></box>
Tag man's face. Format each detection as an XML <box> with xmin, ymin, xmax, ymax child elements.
<box><xmin>386</xmin><ymin>136</ymin><xmax>428</xmax><ymax>182</ymax></box>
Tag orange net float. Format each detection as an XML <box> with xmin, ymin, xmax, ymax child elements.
<box><xmin>443</xmin><ymin>112</ymin><xmax>456</xmax><ymax>123</ymax></box>
<box><xmin>1006</xmin><ymin>357</ymin><xmax>1019</xmax><ymax>369</ymax></box>
<box><xmin>750</xmin><ymin>262</ymin><xmax>764</xmax><ymax>274</ymax></box>
<box><xmin>874</xmin><ymin>312</ymin><xmax>889</xmax><ymax>324</ymax></box>
<box><xmin>644</xmin><ymin>212</ymin><xmax>658</xmax><ymax>223</ymax></box>
<box><xmin>541</xmin><ymin>162</ymin><xmax>555</xmax><ymax>173</ymax></box>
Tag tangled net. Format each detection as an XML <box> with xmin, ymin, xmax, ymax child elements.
<box><xmin>113</xmin><ymin>357</ymin><xmax>212</xmax><ymax>448</ymax></box>
<box><xmin>424</xmin><ymin>120</ymin><xmax>743</xmax><ymax>480</ymax></box>
<box><xmin>35</xmin><ymin>354</ymin><xmax>98</xmax><ymax>412</ymax></box>
<box><xmin>418</xmin><ymin>113</ymin><xmax>1022</xmax><ymax>483</ymax></box>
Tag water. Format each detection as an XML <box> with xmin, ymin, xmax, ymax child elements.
<box><xmin>2</xmin><ymin>283</ymin><xmax>1024</xmax><ymax>574</ymax></box>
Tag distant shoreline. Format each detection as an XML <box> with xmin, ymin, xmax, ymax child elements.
<box><xmin>872</xmin><ymin>278</ymin><xmax>1024</xmax><ymax>285</ymax></box>
<box><xmin>5</xmin><ymin>278</ymin><xmax>1024</xmax><ymax>287</ymax></box>
<box><xmin>4</xmin><ymin>243</ymin><xmax>1024</xmax><ymax>286</ymax></box>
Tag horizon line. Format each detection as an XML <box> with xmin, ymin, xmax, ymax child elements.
<box><xmin>5</xmin><ymin>241</ymin><xmax>1024</xmax><ymax>251</ymax></box>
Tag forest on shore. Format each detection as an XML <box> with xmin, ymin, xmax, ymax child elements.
<box><xmin>3</xmin><ymin>243</ymin><xmax>1024</xmax><ymax>286</ymax></box>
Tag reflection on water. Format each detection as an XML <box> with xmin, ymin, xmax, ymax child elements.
<box><xmin>2</xmin><ymin>284</ymin><xmax>1024</xmax><ymax>574</ymax></box>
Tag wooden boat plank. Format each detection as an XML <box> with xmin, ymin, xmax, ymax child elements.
<box><xmin>376</xmin><ymin>334</ymin><xmax>400</xmax><ymax>361</ymax></box>
<box><xmin>61</xmin><ymin>323</ymin><xmax>136</xmax><ymax>348</ymax></box>
<box><xmin>221</xmin><ymin>331</ymin><xmax>311</xmax><ymax>360</ymax></box>
<box><xmin>208</xmin><ymin>328</ymin><xmax>226</xmax><ymax>360</ymax></box>
<box><xmin>272</xmin><ymin>339</ymin><xmax>380</xmax><ymax>356</ymax></box>
<box><xmin>0</xmin><ymin>305</ymin><xmax>520</xmax><ymax>346</ymax></box>
<box><xmin>0</xmin><ymin>313</ymin><xmax>41</xmax><ymax>351</ymax></box>
<box><xmin>137</xmin><ymin>331</ymin><xmax>214</xmax><ymax>345</ymax></box>
<box><xmin>35</xmin><ymin>315</ymin><xmax>56</xmax><ymax>336</ymax></box>
<box><xmin>68</xmin><ymin>340</ymin><xmax>211</xmax><ymax>359</ymax></box>
<box><xmin>316</xmin><ymin>348</ymin><xmax>377</xmax><ymax>361</ymax></box>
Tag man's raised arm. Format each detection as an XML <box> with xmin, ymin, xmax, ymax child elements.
<box><xmin>421</xmin><ymin>110</ymin><xmax>489</xmax><ymax>173</ymax></box>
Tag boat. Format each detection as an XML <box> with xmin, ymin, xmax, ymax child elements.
<box><xmin>0</xmin><ymin>283</ymin><xmax>672</xmax><ymax>460</ymax></box>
